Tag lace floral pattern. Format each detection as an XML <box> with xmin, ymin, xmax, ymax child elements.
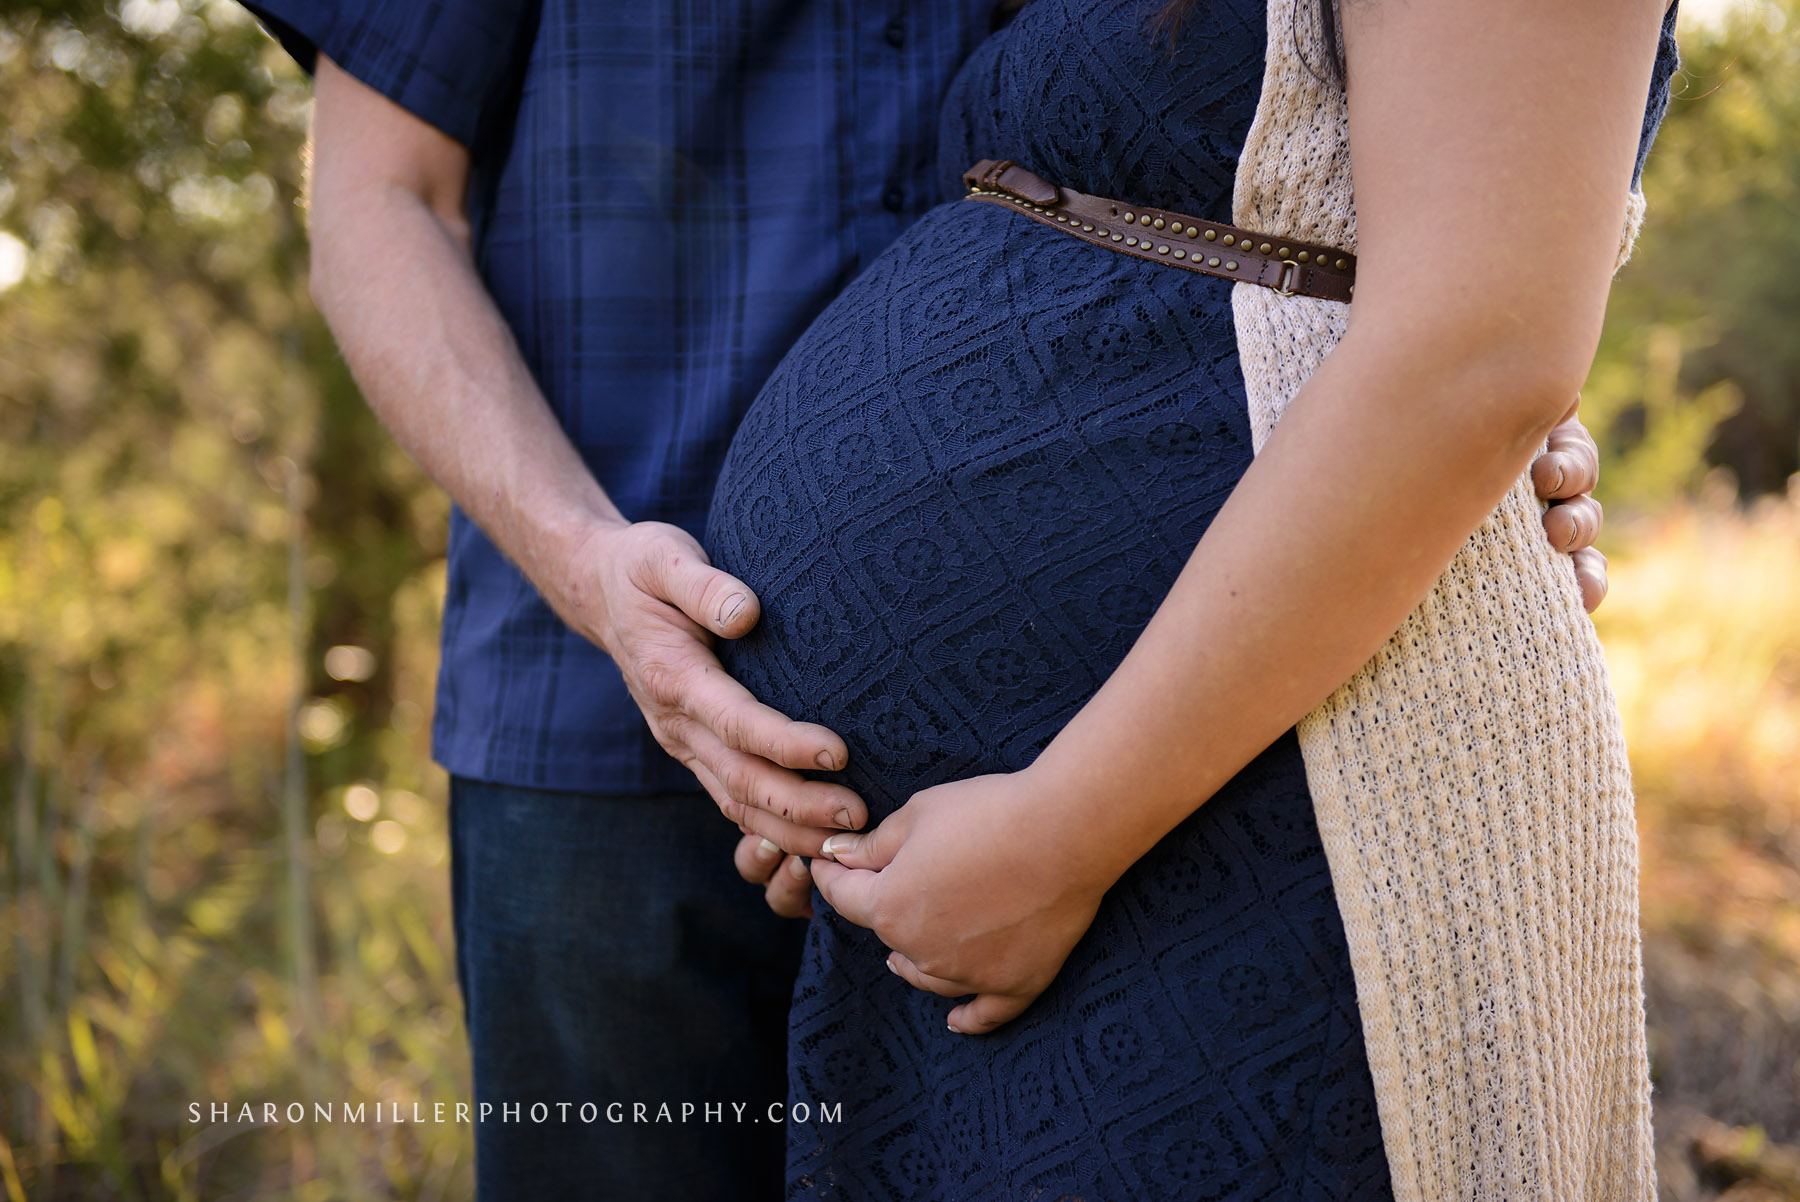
<box><xmin>705</xmin><ymin>0</ymin><xmax>1393</xmax><ymax>1196</ymax></box>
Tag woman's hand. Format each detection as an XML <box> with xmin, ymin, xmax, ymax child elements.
<box><xmin>1530</xmin><ymin>401</ymin><xmax>1609</xmax><ymax>612</ymax></box>
<box><xmin>809</xmin><ymin>771</ymin><xmax>1113</xmax><ymax>1035</ymax></box>
<box><xmin>733</xmin><ymin>830</ymin><xmax>816</xmax><ymax>918</ymax></box>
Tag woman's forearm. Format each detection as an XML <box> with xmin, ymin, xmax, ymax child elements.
<box><xmin>808</xmin><ymin>0</ymin><xmax>1669</xmax><ymax>1037</ymax></box>
<box><xmin>1023</xmin><ymin>0</ymin><xmax>1668</xmax><ymax>892</ymax></box>
<box><xmin>1028</xmin><ymin>320</ymin><xmax>1576</xmax><ymax>888</ymax></box>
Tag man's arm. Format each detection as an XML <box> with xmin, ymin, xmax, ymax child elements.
<box><xmin>305</xmin><ymin>57</ymin><xmax>863</xmax><ymax>861</ymax></box>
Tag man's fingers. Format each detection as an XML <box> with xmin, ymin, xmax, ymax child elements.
<box><xmin>690</xmin><ymin>760</ymin><xmax>841</xmax><ymax>856</ymax></box>
<box><xmin>1531</xmin><ymin>446</ymin><xmax>1599</xmax><ymax>501</ymax></box>
<box><xmin>886</xmin><ymin>952</ymin><xmax>970</xmax><ymax>999</ymax></box>
<box><xmin>685</xmin><ymin>723</ymin><xmax>865</xmax><ymax>831</ymax></box>
<box><xmin>1532</xmin><ymin>415</ymin><xmax>1600</xmax><ymax>501</ymax></box>
<box><xmin>763</xmin><ymin>853</ymin><xmax>814</xmax><ymax>919</ymax></box>
<box><xmin>947</xmin><ymin>992</ymin><xmax>1032</xmax><ymax>1035</ymax></box>
<box><xmin>678</xmin><ymin>663</ymin><xmax>850</xmax><ymax>773</ymax></box>
<box><xmin>640</xmin><ymin>534</ymin><xmax>764</xmax><ymax>639</ymax></box>
<box><xmin>809</xmin><ymin>859</ymin><xmax>883</xmax><ymax>930</ymax></box>
<box><xmin>1542</xmin><ymin>494</ymin><xmax>1604</xmax><ymax>553</ymax></box>
<box><xmin>1531</xmin><ymin>450</ymin><xmax>1584</xmax><ymax>501</ymax></box>
<box><xmin>1572</xmin><ymin>546</ymin><xmax>1609</xmax><ymax>614</ymax></box>
<box><xmin>627</xmin><ymin>532</ymin><xmax>850</xmax><ymax>774</ymax></box>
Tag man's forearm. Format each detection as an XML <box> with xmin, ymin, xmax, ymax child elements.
<box><xmin>307</xmin><ymin>176</ymin><xmax>624</xmax><ymax>611</ymax></box>
<box><xmin>301</xmin><ymin>56</ymin><xmax>864</xmax><ymax>859</ymax></box>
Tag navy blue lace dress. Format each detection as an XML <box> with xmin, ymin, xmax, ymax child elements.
<box><xmin>705</xmin><ymin>0</ymin><xmax>1677</xmax><ymax>1197</ymax></box>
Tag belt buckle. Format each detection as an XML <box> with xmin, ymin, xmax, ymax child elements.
<box><xmin>1274</xmin><ymin>259</ymin><xmax>1301</xmax><ymax>297</ymax></box>
<box><xmin>965</xmin><ymin>159</ymin><xmax>1061</xmax><ymax>207</ymax></box>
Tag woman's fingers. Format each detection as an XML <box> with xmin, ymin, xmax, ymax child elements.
<box><xmin>1572</xmin><ymin>546</ymin><xmax>1609</xmax><ymax>614</ymax></box>
<box><xmin>763</xmin><ymin>853</ymin><xmax>814</xmax><ymax>919</ymax></box>
<box><xmin>733</xmin><ymin>832</ymin><xmax>785</xmax><ymax>884</ymax></box>
<box><xmin>886</xmin><ymin>952</ymin><xmax>969</xmax><ymax>999</ymax></box>
<box><xmin>817</xmin><ymin>812</ymin><xmax>905</xmax><ymax>870</ymax></box>
<box><xmin>885</xmin><ymin>953</ymin><xmax>1041</xmax><ymax>1034</ymax></box>
<box><xmin>732</xmin><ymin>833</ymin><xmax>815</xmax><ymax>916</ymax></box>
<box><xmin>809</xmin><ymin>858</ymin><xmax>882</xmax><ymax>930</ymax></box>
<box><xmin>1542</xmin><ymin>494</ymin><xmax>1604</xmax><ymax>553</ymax></box>
<box><xmin>947</xmin><ymin>992</ymin><xmax>1032</xmax><ymax>1035</ymax></box>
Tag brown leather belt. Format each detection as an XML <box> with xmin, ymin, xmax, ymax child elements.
<box><xmin>962</xmin><ymin>158</ymin><xmax>1356</xmax><ymax>304</ymax></box>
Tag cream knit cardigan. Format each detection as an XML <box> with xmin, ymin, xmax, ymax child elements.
<box><xmin>1229</xmin><ymin>1</ymin><xmax>1656</xmax><ymax>1198</ymax></box>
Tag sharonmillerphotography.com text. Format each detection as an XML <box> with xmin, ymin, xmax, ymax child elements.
<box><xmin>187</xmin><ymin>1100</ymin><xmax>843</xmax><ymax>1126</ymax></box>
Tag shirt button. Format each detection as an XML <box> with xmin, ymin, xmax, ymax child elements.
<box><xmin>884</xmin><ymin>17</ymin><xmax>906</xmax><ymax>47</ymax></box>
<box><xmin>882</xmin><ymin>186</ymin><xmax>906</xmax><ymax>213</ymax></box>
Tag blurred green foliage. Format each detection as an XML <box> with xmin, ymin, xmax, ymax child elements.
<box><xmin>1585</xmin><ymin>0</ymin><xmax>1800</xmax><ymax>505</ymax></box>
<box><xmin>0</xmin><ymin>0</ymin><xmax>1795</xmax><ymax>1199</ymax></box>
<box><xmin>0</xmin><ymin>1</ymin><xmax>462</xmax><ymax>1198</ymax></box>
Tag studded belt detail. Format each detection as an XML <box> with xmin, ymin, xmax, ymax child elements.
<box><xmin>962</xmin><ymin>159</ymin><xmax>1356</xmax><ymax>304</ymax></box>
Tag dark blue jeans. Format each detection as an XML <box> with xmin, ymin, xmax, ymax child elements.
<box><xmin>449</xmin><ymin>778</ymin><xmax>805</xmax><ymax>1201</ymax></box>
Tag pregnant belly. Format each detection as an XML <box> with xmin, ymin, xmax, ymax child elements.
<box><xmin>706</xmin><ymin>202</ymin><xmax>1255</xmax><ymax>818</ymax></box>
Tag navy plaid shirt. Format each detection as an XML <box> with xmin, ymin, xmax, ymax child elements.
<box><xmin>247</xmin><ymin>0</ymin><xmax>997</xmax><ymax>791</ymax></box>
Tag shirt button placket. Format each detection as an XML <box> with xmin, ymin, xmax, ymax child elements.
<box><xmin>861</xmin><ymin>9</ymin><xmax>913</xmax><ymax>246</ymax></box>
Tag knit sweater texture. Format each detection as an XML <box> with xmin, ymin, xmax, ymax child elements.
<box><xmin>1229</xmin><ymin>2</ymin><xmax>1658</xmax><ymax>1197</ymax></box>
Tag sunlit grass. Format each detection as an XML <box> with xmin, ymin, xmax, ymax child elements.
<box><xmin>1596</xmin><ymin>486</ymin><xmax>1800</xmax><ymax>1200</ymax></box>
<box><xmin>3</xmin><ymin>771</ymin><xmax>471</xmax><ymax>1202</ymax></box>
<box><xmin>2</xmin><ymin>496</ymin><xmax>1795</xmax><ymax>1200</ymax></box>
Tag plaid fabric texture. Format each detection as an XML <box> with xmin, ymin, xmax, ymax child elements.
<box><xmin>245</xmin><ymin>0</ymin><xmax>997</xmax><ymax>791</ymax></box>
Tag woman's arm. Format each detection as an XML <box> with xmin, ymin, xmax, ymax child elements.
<box><xmin>811</xmin><ymin>0</ymin><xmax>1669</xmax><ymax>1032</ymax></box>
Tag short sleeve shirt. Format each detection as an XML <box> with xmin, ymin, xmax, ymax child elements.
<box><xmin>245</xmin><ymin>0</ymin><xmax>998</xmax><ymax>792</ymax></box>
<box><xmin>245</xmin><ymin>0</ymin><xmax>1680</xmax><ymax>795</ymax></box>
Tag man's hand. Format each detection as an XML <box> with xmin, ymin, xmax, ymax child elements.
<box><xmin>552</xmin><ymin>520</ymin><xmax>867</xmax><ymax>856</ymax></box>
<box><xmin>809</xmin><ymin>772</ymin><xmax>1111</xmax><ymax>1034</ymax></box>
<box><xmin>1529</xmin><ymin>400</ymin><xmax>1608</xmax><ymax>612</ymax></box>
<box><xmin>305</xmin><ymin>59</ymin><xmax>863</xmax><ymax>863</ymax></box>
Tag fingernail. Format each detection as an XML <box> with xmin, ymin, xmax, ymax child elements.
<box><xmin>886</xmin><ymin>956</ymin><xmax>899</xmax><ymax>975</ymax></box>
<box><xmin>814</xmin><ymin>749</ymin><xmax>839</xmax><ymax>771</ymax></box>
<box><xmin>832</xmin><ymin>806</ymin><xmax>857</xmax><ymax>830</ymax></box>
<box><xmin>946</xmin><ymin>1021</ymin><xmax>959</xmax><ymax>1034</ymax></box>
<box><xmin>1550</xmin><ymin>458</ymin><xmax>1566</xmax><ymax>495</ymax></box>
<box><xmin>754</xmin><ymin>838</ymin><xmax>781</xmax><ymax>864</ymax></box>
<box><xmin>820</xmin><ymin>833</ymin><xmax>855</xmax><ymax>860</ymax></box>
<box><xmin>785</xmin><ymin>855</ymin><xmax>809</xmax><ymax>880</ymax></box>
<box><xmin>719</xmin><ymin>592</ymin><xmax>747</xmax><ymax>625</ymax></box>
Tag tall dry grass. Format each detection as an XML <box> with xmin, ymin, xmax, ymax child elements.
<box><xmin>6</xmin><ymin>491</ymin><xmax>1799</xmax><ymax>1200</ymax></box>
<box><xmin>1598</xmin><ymin>484</ymin><xmax>1800</xmax><ymax>1200</ymax></box>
